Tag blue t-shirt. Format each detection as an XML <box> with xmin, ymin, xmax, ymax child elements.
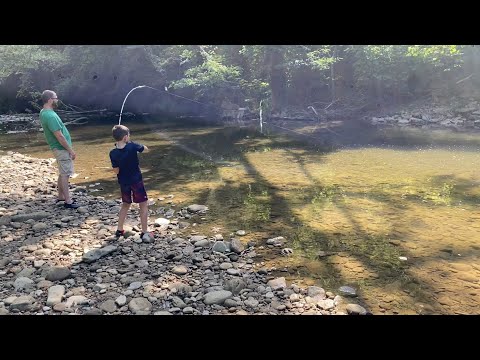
<box><xmin>109</xmin><ymin>142</ymin><xmax>145</xmax><ymax>185</ymax></box>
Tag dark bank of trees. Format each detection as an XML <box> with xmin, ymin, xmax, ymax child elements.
<box><xmin>0</xmin><ymin>45</ymin><xmax>478</xmax><ymax>117</ymax></box>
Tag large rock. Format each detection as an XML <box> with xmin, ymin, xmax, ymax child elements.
<box><xmin>168</xmin><ymin>282</ymin><xmax>192</xmax><ymax>296</ymax></box>
<box><xmin>17</xmin><ymin>267</ymin><xmax>35</xmax><ymax>278</ymax></box>
<box><xmin>128</xmin><ymin>298</ymin><xmax>152</xmax><ymax>314</ymax></box>
<box><xmin>45</xmin><ymin>267</ymin><xmax>71</xmax><ymax>282</ymax></box>
<box><xmin>267</xmin><ymin>277</ymin><xmax>287</xmax><ymax>290</ymax></box>
<box><xmin>46</xmin><ymin>285</ymin><xmax>65</xmax><ymax>306</ymax></box>
<box><xmin>82</xmin><ymin>245</ymin><xmax>117</xmax><ymax>263</ymax></box>
<box><xmin>171</xmin><ymin>265</ymin><xmax>188</xmax><ymax>275</ymax></box>
<box><xmin>10</xmin><ymin>296</ymin><xmax>36</xmax><ymax>312</ymax></box>
<box><xmin>203</xmin><ymin>290</ymin><xmax>232</xmax><ymax>305</ymax></box>
<box><xmin>0</xmin><ymin>216</ymin><xmax>11</xmax><ymax>226</ymax></box>
<box><xmin>346</xmin><ymin>303</ymin><xmax>368</xmax><ymax>315</ymax></box>
<box><xmin>229</xmin><ymin>238</ymin><xmax>244</xmax><ymax>254</ymax></box>
<box><xmin>32</xmin><ymin>223</ymin><xmax>48</xmax><ymax>232</ymax></box>
<box><xmin>100</xmin><ymin>300</ymin><xmax>117</xmax><ymax>313</ymax></box>
<box><xmin>307</xmin><ymin>286</ymin><xmax>326</xmax><ymax>300</ymax></box>
<box><xmin>338</xmin><ymin>286</ymin><xmax>357</xmax><ymax>297</ymax></box>
<box><xmin>187</xmin><ymin>204</ymin><xmax>208</xmax><ymax>213</ymax></box>
<box><xmin>212</xmin><ymin>241</ymin><xmax>229</xmax><ymax>253</ymax></box>
<box><xmin>65</xmin><ymin>295</ymin><xmax>89</xmax><ymax>308</ymax></box>
<box><xmin>11</xmin><ymin>212</ymin><xmax>50</xmax><ymax>222</ymax></box>
<box><xmin>266</xmin><ymin>236</ymin><xmax>285</xmax><ymax>246</ymax></box>
<box><xmin>14</xmin><ymin>277</ymin><xmax>35</xmax><ymax>292</ymax></box>
<box><xmin>154</xmin><ymin>218</ymin><xmax>170</xmax><ymax>226</ymax></box>
<box><xmin>189</xmin><ymin>235</ymin><xmax>207</xmax><ymax>243</ymax></box>
<box><xmin>224</xmin><ymin>278</ymin><xmax>247</xmax><ymax>295</ymax></box>
<box><xmin>0</xmin><ymin>258</ymin><xmax>11</xmax><ymax>268</ymax></box>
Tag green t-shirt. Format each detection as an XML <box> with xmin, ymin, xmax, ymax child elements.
<box><xmin>39</xmin><ymin>109</ymin><xmax>72</xmax><ymax>150</ymax></box>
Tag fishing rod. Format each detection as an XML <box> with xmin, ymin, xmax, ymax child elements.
<box><xmin>118</xmin><ymin>85</ymin><xmax>211</xmax><ymax>125</ymax></box>
<box><xmin>117</xmin><ymin>85</ymin><xmax>341</xmax><ymax>147</ymax></box>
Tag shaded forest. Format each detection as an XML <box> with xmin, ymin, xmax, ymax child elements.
<box><xmin>1</xmin><ymin>45</ymin><xmax>479</xmax><ymax>119</ymax></box>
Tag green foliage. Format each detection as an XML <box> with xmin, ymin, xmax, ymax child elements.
<box><xmin>406</xmin><ymin>45</ymin><xmax>463</xmax><ymax>70</ymax></box>
<box><xmin>311</xmin><ymin>184</ymin><xmax>345</xmax><ymax>204</ymax></box>
<box><xmin>172</xmin><ymin>46</ymin><xmax>242</xmax><ymax>94</ymax></box>
<box><xmin>351</xmin><ymin>45</ymin><xmax>466</xmax><ymax>96</ymax></box>
<box><xmin>243</xmin><ymin>184</ymin><xmax>271</xmax><ymax>224</ymax></box>
<box><xmin>352</xmin><ymin>45</ymin><xmax>411</xmax><ymax>85</ymax></box>
<box><xmin>0</xmin><ymin>44</ymin><xmax>474</xmax><ymax>113</ymax></box>
<box><xmin>306</xmin><ymin>46</ymin><xmax>338</xmax><ymax>71</ymax></box>
<box><xmin>0</xmin><ymin>45</ymin><xmax>66</xmax><ymax>80</ymax></box>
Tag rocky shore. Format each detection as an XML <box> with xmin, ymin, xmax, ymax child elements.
<box><xmin>367</xmin><ymin>98</ymin><xmax>480</xmax><ymax>131</ymax></box>
<box><xmin>0</xmin><ymin>152</ymin><xmax>367</xmax><ymax>315</ymax></box>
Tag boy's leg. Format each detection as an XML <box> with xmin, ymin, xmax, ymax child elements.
<box><xmin>118</xmin><ymin>183</ymin><xmax>133</xmax><ymax>232</ymax></box>
<box><xmin>118</xmin><ymin>202</ymin><xmax>131</xmax><ymax>231</ymax></box>
<box><xmin>131</xmin><ymin>181</ymin><xmax>149</xmax><ymax>234</ymax></box>
<box><xmin>139</xmin><ymin>201</ymin><xmax>148</xmax><ymax>233</ymax></box>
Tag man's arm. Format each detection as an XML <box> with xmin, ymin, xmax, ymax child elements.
<box><xmin>142</xmin><ymin>145</ymin><xmax>150</xmax><ymax>153</ymax></box>
<box><xmin>112</xmin><ymin>167</ymin><xmax>120</xmax><ymax>175</ymax></box>
<box><xmin>53</xmin><ymin>130</ymin><xmax>76</xmax><ymax>160</ymax></box>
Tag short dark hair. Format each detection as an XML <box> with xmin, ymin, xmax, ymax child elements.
<box><xmin>112</xmin><ymin>125</ymin><xmax>130</xmax><ymax>141</ymax></box>
<box><xmin>41</xmin><ymin>90</ymin><xmax>56</xmax><ymax>104</ymax></box>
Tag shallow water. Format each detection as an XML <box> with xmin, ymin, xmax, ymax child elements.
<box><xmin>2</xmin><ymin>117</ymin><xmax>480</xmax><ymax>315</ymax></box>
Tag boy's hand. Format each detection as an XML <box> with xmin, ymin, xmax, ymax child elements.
<box><xmin>69</xmin><ymin>151</ymin><xmax>76</xmax><ymax>160</ymax></box>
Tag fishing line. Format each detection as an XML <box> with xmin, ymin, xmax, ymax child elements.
<box><xmin>118</xmin><ymin>85</ymin><xmax>210</xmax><ymax>125</ymax></box>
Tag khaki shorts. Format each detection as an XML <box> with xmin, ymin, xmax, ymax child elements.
<box><xmin>52</xmin><ymin>149</ymin><xmax>74</xmax><ymax>176</ymax></box>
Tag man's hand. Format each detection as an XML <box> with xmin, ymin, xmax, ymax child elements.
<box><xmin>143</xmin><ymin>145</ymin><xmax>150</xmax><ymax>153</ymax></box>
<box><xmin>53</xmin><ymin>130</ymin><xmax>75</xmax><ymax>159</ymax></box>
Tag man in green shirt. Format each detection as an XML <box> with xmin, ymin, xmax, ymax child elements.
<box><xmin>39</xmin><ymin>90</ymin><xmax>79</xmax><ymax>209</ymax></box>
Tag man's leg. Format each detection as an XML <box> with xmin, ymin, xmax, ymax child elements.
<box><xmin>57</xmin><ymin>175</ymin><xmax>64</xmax><ymax>200</ymax></box>
<box><xmin>54</xmin><ymin>149</ymin><xmax>74</xmax><ymax>204</ymax></box>
<box><xmin>59</xmin><ymin>174</ymin><xmax>72</xmax><ymax>204</ymax></box>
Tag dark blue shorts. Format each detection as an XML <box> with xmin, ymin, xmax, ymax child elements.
<box><xmin>120</xmin><ymin>181</ymin><xmax>148</xmax><ymax>204</ymax></box>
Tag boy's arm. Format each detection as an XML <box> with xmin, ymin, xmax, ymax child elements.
<box><xmin>134</xmin><ymin>142</ymin><xmax>149</xmax><ymax>153</ymax></box>
<box><xmin>110</xmin><ymin>151</ymin><xmax>120</xmax><ymax>175</ymax></box>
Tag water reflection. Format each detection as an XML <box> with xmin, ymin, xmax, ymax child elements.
<box><xmin>2</xmin><ymin>117</ymin><xmax>480</xmax><ymax>314</ymax></box>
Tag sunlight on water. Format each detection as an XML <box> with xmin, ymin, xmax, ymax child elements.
<box><xmin>2</xmin><ymin>118</ymin><xmax>480</xmax><ymax>314</ymax></box>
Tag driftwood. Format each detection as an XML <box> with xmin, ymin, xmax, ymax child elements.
<box><xmin>57</xmin><ymin>108</ymin><xmax>108</xmax><ymax>115</ymax></box>
<box><xmin>56</xmin><ymin>107</ymin><xmax>116</xmax><ymax>126</ymax></box>
<box><xmin>64</xmin><ymin>117</ymin><xmax>88</xmax><ymax>126</ymax></box>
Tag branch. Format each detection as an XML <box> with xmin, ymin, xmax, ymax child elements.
<box><xmin>57</xmin><ymin>108</ymin><xmax>107</xmax><ymax>115</ymax></box>
<box><xmin>64</xmin><ymin>117</ymin><xmax>88</xmax><ymax>125</ymax></box>
<box><xmin>60</xmin><ymin>103</ymin><xmax>83</xmax><ymax>112</ymax></box>
<box><xmin>456</xmin><ymin>73</ymin><xmax>475</xmax><ymax>84</ymax></box>
<box><xmin>324</xmin><ymin>99</ymin><xmax>340</xmax><ymax>110</ymax></box>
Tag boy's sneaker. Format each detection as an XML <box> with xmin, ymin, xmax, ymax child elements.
<box><xmin>141</xmin><ymin>231</ymin><xmax>155</xmax><ymax>242</ymax></box>
<box><xmin>115</xmin><ymin>230</ymin><xmax>126</xmax><ymax>238</ymax></box>
<box><xmin>64</xmin><ymin>202</ymin><xmax>80</xmax><ymax>209</ymax></box>
<box><xmin>56</xmin><ymin>197</ymin><xmax>76</xmax><ymax>203</ymax></box>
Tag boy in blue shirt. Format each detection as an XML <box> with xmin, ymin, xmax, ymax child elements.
<box><xmin>109</xmin><ymin>125</ymin><xmax>153</xmax><ymax>240</ymax></box>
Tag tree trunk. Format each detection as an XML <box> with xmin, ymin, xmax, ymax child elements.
<box><xmin>330</xmin><ymin>46</ymin><xmax>337</xmax><ymax>102</ymax></box>
<box><xmin>374</xmin><ymin>78</ymin><xmax>383</xmax><ymax>104</ymax></box>
<box><xmin>267</xmin><ymin>47</ymin><xmax>287</xmax><ymax>112</ymax></box>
